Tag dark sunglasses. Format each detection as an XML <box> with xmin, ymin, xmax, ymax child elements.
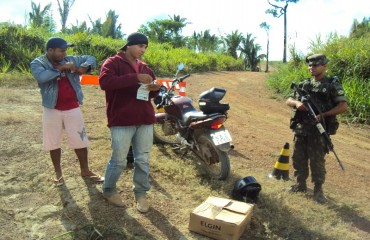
<box><xmin>308</xmin><ymin>64</ymin><xmax>322</xmax><ymax>67</ymax></box>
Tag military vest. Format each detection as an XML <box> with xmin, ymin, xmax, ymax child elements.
<box><xmin>290</xmin><ymin>76</ymin><xmax>340</xmax><ymax>135</ymax></box>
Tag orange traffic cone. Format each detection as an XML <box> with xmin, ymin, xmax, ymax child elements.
<box><xmin>179</xmin><ymin>82</ymin><xmax>186</xmax><ymax>96</ymax></box>
<box><xmin>270</xmin><ymin>142</ymin><xmax>290</xmax><ymax>181</ymax></box>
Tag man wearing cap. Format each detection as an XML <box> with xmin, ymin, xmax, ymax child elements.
<box><xmin>30</xmin><ymin>37</ymin><xmax>104</xmax><ymax>186</ymax></box>
<box><xmin>99</xmin><ymin>32</ymin><xmax>161</xmax><ymax>212</ymax></box>
<box><xmin>286</xmin><ymin>53</ymin><xmax>348</xmax><ymax>203</ymax></box>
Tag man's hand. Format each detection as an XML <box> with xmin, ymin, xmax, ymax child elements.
<box><xmin>286</xmin><ymin>97</ymin><xmax>307</xmax><ymax>111</ymax></box>
<box><xmin>146</xmin><ymin>82</ymin><xmax>161</xmax><ymax>91</ymax></box>
<box><xmin>137</xmin><ymin>74</ymin><xmax>153</xmax><ymax>84</ymax></box>
<box><xmin>58</xmin><ymin>62</ymin><xmax>90</xmax><ymax>75</ymax></box>
<box><xmin>58</xmin><ymin>62</ymin><xmax>77</xmax><ymax>72</ymax></box>
<box><xmin>295</xmin><ymin>101</ymin><xmax>307</xmax><ymax>111</ymax></box>
<box><xmin>75</xmin><ymin>66</ymin><xmax>90</xmax><ymax>75</ymax></box>
<box><xmin>65</xmin><ymin>62</ymin><xmax>77</xmax><ymax>72</ymax></box>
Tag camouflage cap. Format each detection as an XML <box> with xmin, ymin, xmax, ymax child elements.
<box><xmin>305</xmin><ymin>54</ymin><xmax>329</xmax><ymax>65</ymax></box>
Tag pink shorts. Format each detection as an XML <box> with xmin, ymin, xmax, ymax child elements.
<box><xmin>42</xmin><ymin>107</ymin><xmax>89</xmax><ymax>151</ymax></box>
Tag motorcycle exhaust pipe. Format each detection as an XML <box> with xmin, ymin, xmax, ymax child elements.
<box><xmin>230</xmin><ymin>144</ymin><xmax>235</xmax><ymax>150</ymax></box>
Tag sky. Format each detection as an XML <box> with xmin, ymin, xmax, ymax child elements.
<box><xmin>1</xmin><ymin>0</ymin><xmax>369</xmax><ymax>61</ymax></box>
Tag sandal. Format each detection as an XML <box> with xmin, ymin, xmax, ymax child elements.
<box><xmin>82</xmin><ymin>174</ymin><xmax>105</xmax><ymax>183</ymax></box>
<box><xmin>53</xmin><ymin>176</ymin><xmax>64</xmax><ymax>186</ymax></box>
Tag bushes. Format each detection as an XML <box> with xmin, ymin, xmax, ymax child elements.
<box><xmin>142</xmin><ymin>43</ymin><xmax>243</xmax><ymax>76</ymax></box>
<box><xmin>0</xmin><ymin>24</ymin><xmax>243</xmax><ymax>76</ymax></box>
<box><xmin>0</xmin><ymin>23</ymin><xmax>45</xmax><ymax>72</ymax></box>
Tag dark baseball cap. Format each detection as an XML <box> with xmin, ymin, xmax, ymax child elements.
<box><xmin>305</xmin><ymin>54</ymin><xmax>329</xmax><ymax>65</ymax></box>
<box><xmin>120</xmin><ymin>32</ymin><xmax>148</xmax><ymax>51</ymax></box>
<box><xmin>46</xmin><ymin>37</ymin><xmax>75</xmax><ymax>50</ymax></box>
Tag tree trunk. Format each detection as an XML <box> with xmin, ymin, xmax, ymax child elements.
<box><xmin>283</xmin><ymin>5</ymin><xmax>288</xmax><ymax>63</ymax></box>
<box><xmin>265</xmin><ymin>37</ymin><xmax>269</xmax><ymax>72</ymax></box>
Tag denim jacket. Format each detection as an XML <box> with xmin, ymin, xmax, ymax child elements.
<box><xmin>30</xmin><ymin>54</ymin><xmax>96</xmax><ymax>108</ymax></box>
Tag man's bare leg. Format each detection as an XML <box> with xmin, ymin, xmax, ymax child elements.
<box><xmin>50</xmin><ymin>148</ymin><xmax>63</xmax><ymax>181</ymax></box>
<box><xmin>74</xmin><ymin>147</ymin><xmax>91</xmax><ymax>176</ymax></box>
<box><xmin>74</xmin><ymin>147</ymin><xmax>103</xmax><ymax>182</ymax></box>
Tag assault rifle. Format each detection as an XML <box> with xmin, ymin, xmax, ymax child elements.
<box><xmin>290</xmin><ymin>82</ymin><xmax>345</xmax><ymax>171</ymax></box>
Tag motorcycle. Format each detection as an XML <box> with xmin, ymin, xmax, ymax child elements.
<box><xmin>153</xmin><ymin>64</ymin><xmax>233</xmax><ymax>180</ymax></box>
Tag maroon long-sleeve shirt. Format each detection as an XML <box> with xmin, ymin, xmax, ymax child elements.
<box><xmin>99</xmin><ymin>52</ymin><xmax>158</xmax><ymax>127</ymax></box>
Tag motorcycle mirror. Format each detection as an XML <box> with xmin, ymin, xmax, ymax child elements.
<box><xmin>174</xmin><ymin>63</ymin><xmax>185</xmax><ymax>77</ymax></box>
<box><xmin>177</xmin><ymin>63</ymin><xmax>184</xmax><ymax>71</ymax></box>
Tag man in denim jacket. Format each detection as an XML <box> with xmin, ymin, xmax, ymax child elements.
<box><xmin>30</xmin><ymin>37</ymin><xmax>103</xmax><ymax>186</ymax></box>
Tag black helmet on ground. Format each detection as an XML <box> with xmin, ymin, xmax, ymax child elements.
<box><xmin>232</xmin><ymin>176</ymin><xmax>262</xmax><ymax>203</ymax></box>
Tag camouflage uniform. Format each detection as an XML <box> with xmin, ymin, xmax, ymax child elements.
<box><xmin>289</xmin><ymin>54</ymin><xmax>347</xmax><ymax>189</ymax></box>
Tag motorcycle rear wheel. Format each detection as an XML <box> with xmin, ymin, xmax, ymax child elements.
<box><xmin>153</xmin><ymin>121</ymin><xmax>178</xmax><ymax>144</ymax></box>
<box><xmin>195</xmin><ymin>134</ymin><xmax>230</xmax><ymax>180</ymax></box>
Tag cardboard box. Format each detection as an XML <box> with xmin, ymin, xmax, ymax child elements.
<box><xmin>189</xmin><ymin>196</ymin><xmax>254</xmax><ymax>240</ymax></box>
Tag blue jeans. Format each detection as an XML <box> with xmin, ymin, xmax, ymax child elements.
<box><xmin>102</xmin><ymin>125</ymin><xmax>153</xmax><ymax>198</ymax></box>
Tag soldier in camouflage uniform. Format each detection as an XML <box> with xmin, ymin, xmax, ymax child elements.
<box><xmin>286</xmin><ymin>54</ymin><xmax>348</xmax><ymax>204</ymax></box>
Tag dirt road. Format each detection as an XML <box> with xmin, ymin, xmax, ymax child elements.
<box><xmin>0</xmin><ymin>71</ymin><xmax>369</xmax><ymax>239</ymax></box>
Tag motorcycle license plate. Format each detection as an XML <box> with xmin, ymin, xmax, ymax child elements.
<box><xmin>211</xmin><ymin>130</ymin><xmax>232</xmax><ymax>145</ymax></box>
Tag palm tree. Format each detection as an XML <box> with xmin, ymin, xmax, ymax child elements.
<box><xmin>57</xmin><ymin>0</ymin><xmax>75</xmax><ymax>33</ymax></box>
<box><xmin>102</xmin><ymin>10</ymin><xmax>123</xmax><ymax>39</ymax></box>
<box><xmin>29</xmin><ymin>1</ymin><xmax>55</xmax><ymax>31</ymax></box>
<box><xmin>223</xmin><ymin>30</ymin><xmax>243</xmax><ymax>59</ymax></box>
<box><xmin>239</xmin><ymin>33</ymin><xmax>264</xmax><ymax>71</ymax></box>
<box><xmin>169</xmin><ymin>14</ymin><xmax>190</xmax><ymax>37</ymax></box>
<box><xmin>169</xmin><ymin>15</ymin><xmax>190</xmax><ymax>48</ymax></box>
<box><xmin>69</xmin><ymin>21</ymin><xmax>90</xmax><ymax>34</ymax></box>
<box><xmin>89</xmin><ymin>16</ymin><xmax>103</xmax><ymax>36</ymax></box>
<box><xmin>198</xmin><ymin>30</ymin><xmax>220</xmax><ymax>52</ymax></box>
<box><xmin>139</xmin><ymin>16</ymin><xmax>189</xmax><ymax>48</ymax></box>
<box><xmin>239</xmin><ymin>33</ymin><xmax>254</xmax><ymax>69</ymax></box>
<box><xmin>250</xmin><ymin>44</ymin><xmax>264</xmax><ymax>72</ymax></box>
<box><xmin>186</xmin><ymin>32</ymin><xmax>199</xmax><ymax>51</ymax></box>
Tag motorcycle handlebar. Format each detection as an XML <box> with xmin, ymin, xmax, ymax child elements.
<box><xmin>172</xmin><ymin>74</ymin><xmax>190</xmax><ymax>88</ymax></box>
<box><xmin>156</xmin><ymin>74</ymin><xmax>191</xmax><ymax>109</ymax></box>
<box><xmin>179</xmin><ymin>74</ymin><xmax>190</xmax><ymax>82</ymax></box>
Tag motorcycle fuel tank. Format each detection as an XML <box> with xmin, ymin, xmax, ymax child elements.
<box><xmin>164</xmin><ymin>96</ymin><xmax>197</xmax><ymax>119</ymax></box>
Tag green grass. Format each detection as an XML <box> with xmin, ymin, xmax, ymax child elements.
<box><xmin>1</xmin><ymin>71</ymin><xmax>368</xmax><ymax>240</ymax></box>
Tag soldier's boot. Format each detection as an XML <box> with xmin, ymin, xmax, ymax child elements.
<box><xmin>313</xmin><ymin>184</ymin><xmax>327</xmax><ymax>204</ymax></box>
<box><xmin>290</xmin><ymin>181</ymin><xmax>307</xmax><ymax>193</ymax></box>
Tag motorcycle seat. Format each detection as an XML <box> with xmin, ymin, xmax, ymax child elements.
<box><xmin>183</xmin><ymin>111</ymin><xmax>219</xmax><ymax>125</ymax></box>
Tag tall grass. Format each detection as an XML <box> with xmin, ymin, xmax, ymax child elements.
<box><xmin>342</xmin><ymin>77</ymin><xmax>370</xmax><ymax>123</ymax></box>
<box><xmin>266</xmin><ymin>62</ymin><xmax>309</xmax><ymax>97</ymax></box>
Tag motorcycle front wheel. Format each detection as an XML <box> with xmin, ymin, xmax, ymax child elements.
<box><xmin>195</xmin><ymin>134</ymin><xmax>230</xmax><ymax>180</ymax></box>
<box><xmin>153</xmin><ymin>121</ymin><xmax>178</xmax><ymax>144</ymax></box>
